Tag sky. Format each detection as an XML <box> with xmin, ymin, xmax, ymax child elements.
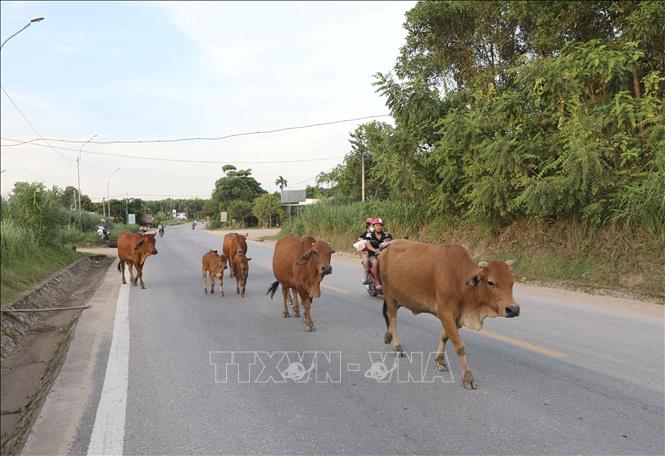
<box><xmin>0</xmin><ymin>1</ymin><xmax>413</xmax><ymax>201</ymax></box>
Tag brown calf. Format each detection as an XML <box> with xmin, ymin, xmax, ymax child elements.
<box><xmin>267</xmin><ymin>235</ymin><xmax>334</xmax><ymax>332</ymax></box>
<box><xmin>222</xmin><ymin>232</ymin><xmax>248</xmax><ymax>279</ymax></box>
<box><xmin>202</xmin><ymin>250</ymin><xmax>227</xmax><ymax>296</ymax></box>
<box><xmin>230</xmin><ymin>250</ymin><xmax>251</xmax><ymax>297</ymax></box>
<box><xmin>117</xmin><ymin>232</ymin><xmax>158</xmax><ymax>289</ymax></box>
<box><xmin>379</xmin><ymin>240</ymin><xmax>520</xmax><ymax>389</ymax></box>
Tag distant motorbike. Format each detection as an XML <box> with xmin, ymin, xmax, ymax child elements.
<box><xmin>97</xmin><ymin>225</ymin><xmax>110</xmax><ymax>242</ymax></box>
<box><xmin>159</xmin><ymin>227</ymin><xmax>165</xmax><ymax>237</ymax></box>
<box><xmin>191</xmin><ymin>221</ymin><xmax>197</xmax><ymax>230</ymax></box>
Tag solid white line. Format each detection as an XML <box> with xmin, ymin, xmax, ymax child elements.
<box><xmin>87</xmin><ymin>284</ymin><xmax>130</xmax><ymax>456</ymax></box>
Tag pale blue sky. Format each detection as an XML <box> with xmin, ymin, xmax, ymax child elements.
<box><xmin>1</xmin><ymin>1</ymin><xmax>413</xmax><ymax>200</ymax></box>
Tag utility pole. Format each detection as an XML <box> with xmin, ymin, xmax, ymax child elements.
<box><xmin>77</xmin><ymin>134</ymin><xmax>97</xmax><ymax>228</ymax></box>
<box><xmin>361</xmin><ymin>151</ymin><xmax>366</xmax><ymax>202</ymax></box>
<box><xmin>125</xmin><ymin>197</ymin><xmax>129</xmax><ymax>224</ymax></box>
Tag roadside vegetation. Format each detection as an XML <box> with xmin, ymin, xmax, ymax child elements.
<box><xmin>283</xmin><ymin>1</ymin><xmax>665</xmax><ymax>298</ymax></box>
<box><xmin>0</xmin><ymin>182</ymin><xmax>138</xmax><ymax>304</ymax></box>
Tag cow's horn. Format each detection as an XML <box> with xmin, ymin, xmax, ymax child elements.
<box><xmin>478</xmin><ymin>261</ymin><xmax>489</xmax><ymax>268</ymax></box>
<box><xmin>505</xmin><ymin>259</ymin><xmax>515</xmax><ymax>270</ymax></box>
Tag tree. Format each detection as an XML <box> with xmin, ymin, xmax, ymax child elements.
<box><xmin>227</xmin><ymin>200</ymin><xmax>254</xmax><ymax>227</ymax></box>
<box><xmin>275</xmin><ymin>175</ymin><xmax>288</xmax><ymax>192</ymax></box>
<box><xmin>252</xmin><ymin>193</ymin><xmax>284</xmax><ymax>227</ymax></box>
<box><xmin>211</xmin><ymin>165</ymin><xmax>266</xmax><ymax>209</ymax></box>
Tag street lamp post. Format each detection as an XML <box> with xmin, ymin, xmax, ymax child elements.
<box><xmin>106</xmin><ymin>168</ymin><xmax>120</xmax><ymax>219</ymax></box>
<box><xmin>77</xmin><ymin>134</ymin><xmax>97</xmax><ymax>225</ymax></box>
<box><xmin>0</xmin><ymin>17</ymin><xmax>44</xmax><ymax>51</ymax></box>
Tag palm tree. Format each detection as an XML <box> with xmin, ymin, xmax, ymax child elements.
<box><xmin>275</xmin><ymin>175</ymin><xmax>287</xmax><ymax>193</ymax></box>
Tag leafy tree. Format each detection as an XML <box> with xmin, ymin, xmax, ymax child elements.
<box><xmin>227</xmin><ymin>200</ymin><xmax>254</xmax><ymax>227</ymax></box>
<box><xmin>212</xmin><ymin>165</ymin><xmax>266</xmax><ymax>210</ymax></box>
<box><xmin>252</xmin><ymin>193</ymin><xmax>285</xmax><ymax>227</ymax></box>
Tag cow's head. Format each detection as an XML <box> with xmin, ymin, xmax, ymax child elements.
<box><xmin>296</xmin><ymin>241</ymin><xmax>334</xmax><ymax>298</ymax></box>
<box><xmin>135</xmin><ymin>233</ymin><xmax>158</xmax><ymax>257</ymax></box>
<box><xmin>466</xmin><ymin>260</ymin><xmax>520</xmax><ymax>319</ymax></box>
<box><xmin>234</xmin><ymin>252</ymin><xmax>251</xmax><ymax>297</ymax></box>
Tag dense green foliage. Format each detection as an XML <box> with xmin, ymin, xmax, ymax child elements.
<box><xmin>252</xmin><ymin>193</ymin><xmax>286</xmax><ymax>228</ymax></box>
<box><xmin>318</xmin><ymin>1</ymin><xmax>664</xmax><ymax>236</ymax></box>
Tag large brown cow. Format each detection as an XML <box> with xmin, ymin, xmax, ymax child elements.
<box><xmin>117</xmin><ymin>232</ymin><xmax>158</xmax><ymax>289</ymax></box>
<box><xmin>267</xmin><ymin>235</ymin><xmax>334</xmax><ymax>332</ymax></box>
<box><xmin>379</xmin><ymin>240</ymin><xmax>520</xmax><ymax>389</ymax></box>
<box><xmin>202</xmin><ymin>250</ymin><xmax>227</xmax><ymax>296</ymax></box>
<box><xmin>223</xmin><ymin>233</ymin><xmax>248</xmax><ymax>278</ymax></box>
<box><xmin>230</xmin><ymin>251</ymin><xmax>251</xmax><ymax>297</ymax></box>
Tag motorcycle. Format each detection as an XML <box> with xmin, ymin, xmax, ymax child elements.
<box><xmin>191</xmin><ymin>221</ymin><xmax>197</xmax><ymax>230</ymax></box>
<box><xmin>360</xmin><ymin>241</ymin><xmax>391</xmax><ymax>297</ymax></box>
<box><xmin>97</xmin><ymin>225</ymin><xmax>110</xmax><ymax>242</ymax></box>
<box><xmin>159</xmin><ymin>227</ymin><xmax>165</xmax><ymax>237</ymax></box>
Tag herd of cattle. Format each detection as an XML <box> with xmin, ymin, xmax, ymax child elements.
<box><xmin>116</xmin><ymin>229</ymin><xmax>521</xmax><ymax>389</ymax></box>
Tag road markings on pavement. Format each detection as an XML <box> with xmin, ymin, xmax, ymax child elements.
<box><xmin>478</xmin><ymin>330</ymin><xmax>568</xmax><ymax>359</ymax></box>
<box><xmin>322</xmin><ymin>284</ymin><xmax>349</xmax><ymax>295</ymax></box>
<box><xmin>87</xmin><ymin>284</ymin><xmax>129</xmax><ymax>456</ymax></box>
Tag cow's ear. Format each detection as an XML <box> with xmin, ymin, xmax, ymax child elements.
<box><xmin>330</xmin><ymin>250</ymin><xmax>336</xmax><ymax>254</ymax></box>
<box><xmin>466</xmin><ymin>271</ymin><xmax>483</xmax><ymax>287</ymax></box>
<box><xmin>478</xmin><ymin>261</ymin><xmax>489</xmax><ymax>268</ymax></box>
<box><xmin>134</xmin><ymin>239</ymin><xmax>145</xmax><ymax>251</ymax></box>
<box><xmin>246</xmin><ymin>258</ymin><xmax>252</xmax><ymax>261</ymax></box>
<box><xmin>505</xmin><ymin>259</ymin><xmax>515</xmax><ymax>271</ymax></box>
<box><xmin>296</xmin><ymin>249</ymin><xmax>314</xmax><ymax>265</ymax></box>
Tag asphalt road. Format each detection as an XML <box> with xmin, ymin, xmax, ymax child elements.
<box><xmin>26</xmin><ymin>224</ymin><xmax>665</xmax><ymax>455</ymax></box>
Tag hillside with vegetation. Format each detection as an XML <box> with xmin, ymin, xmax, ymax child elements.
<box><xmin>284</xmin><ymin>1</ymin><xmax>665</xmax><ymax>297</ymax></box>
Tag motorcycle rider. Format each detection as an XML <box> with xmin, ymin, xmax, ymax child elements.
<box><xmin>366</xmin><ymin>218</ymin><xmax>392</xmax><ymax>292</ymax></box>
<box><xmin>98</xmin><ymin>218</ymin><xmax>110</xmax><ymax>241</ymax></box>
<box><xmin>357</xmin><ymin>218</ymin><xmax>376</xmax><ymax>285</ymax></box>
<box><xmin>158</xmin><ymin>222</ymin><xmax>165</xmax><ymax>236</ymax></box>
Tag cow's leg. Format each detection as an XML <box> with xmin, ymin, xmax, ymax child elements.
<box><xmin>435</xmin><ymin>328</ymin><xmax>449</xmax><ymax>371</ymax></box>
<box><xmin>203</xmin><ymin>268</ymin><xmax>208</xmax><ymax>294</ymax></box>
<box><xmin>228</xmin><ymin>256</ymin><xmax>234</xmax><ymax>278</ymax></box>
<box><xmin>210</xmin><ymin>273</ymin><xmax>215</xmax><ymax>294</ymax></box>
<box><xmin>281</xmin><ymin>286</ymin><xmax>290</xmax><ymax>317</ymax></box>
<box><xmin>290</xmin><ymin>288</ymin><xmax>300</xmax><ymax>318</ymax></box>
<box><xmin>119</xmin><ymin>260</ymin><xmax>126</xmax><ymax>284</ymax></box>
<box><xmin>384</xmin><ymin>295</ymin><xmax>403</xmax><ymax>355</ymax></box>
<box><xmin>298</xmin><ymin>289</ymin><xmax>314</xmax><ymax>332</ymax></box>
<box><xmin>136</xmin><ymin>263</ymin><xmax>145</xmax><ymax>289</ymax></box>
<box><xmin>219</xmin><ymin>275</ymin><xmax>224</xmax><ymax>297</ymax></box>
<box><xmin>128</xmin><ymin>263</ymin><xmax>136</xmax><ymax>286</ymax></box>
<box><xmin>441</xmin><ymin>313</ymin><xmax>475</xmax><ymax>389</ymax></box>
<box><xmin>236</xmin><ymin>275</ymin><xmax>240</xmax><ymax>294</ymax></box>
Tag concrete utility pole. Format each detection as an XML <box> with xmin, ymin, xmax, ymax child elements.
<box><xmin>1</xmin><ymin>17</ymin><xmax>44</xmax><ymax>50</ymax></box>
<box><xmin>77</xmin><ymin>134</ymin><xmax>96</xmax><ymax>225</ymax></box>
<box><xmin>106</xmin><ymin>168</ymin><xmax>120</xmax><ymax>219</ymax></box>
<box><xmin>361</xmin><ymin>151</ymin><xmax>366</xmax><ymax>202</ymax></box>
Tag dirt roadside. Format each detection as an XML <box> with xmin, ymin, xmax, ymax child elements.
<box><xmin>0</xmin><ymin>255</ymin><xmax>114</xmax><ymax>456</ymax></box>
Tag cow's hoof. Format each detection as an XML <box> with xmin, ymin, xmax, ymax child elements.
<box><xmin>140</xmin><ymin>285</ymin><xmax>146</xmax><ymax>290</ymax></box>
<box><xmin>221</xmin><ymin>292</ymin><xmax>224</xmax><ymax>297</ymax></box>
<box><xmin>282</xmin><ymin>312</ymin><xmax>290</xmax><ymax>318</ymax></box>
<box><xmin>204</xmin><ymin>289</ymin><xmax>208</xmax><ymax>295</ymax></box>
<box><xmin>210</xmin><ymin>290</ymin><xmax>214</xmax><ymax>294</ymax></box>
<box><xmin>463</xmin><ymin>371</ymin><xmax>477</xmax><ymax>390</ymax></box>
<box><xmin>294</xmin><ymin>312</ymin><xmax>300</xmax><ymax>318</ymax></box>
<box><xmin>384</xmin><ymin>331</ymin><xmax>393</xmax><ymax>344</ymax></box>
<box><xmin>435</xmin><ymin>360</ymin><xmax>449</xmax><ymax>371</ymax></box>
<box><xmin>393</xmin><ymin>345</ymin><xmax>404</xmax><ymax>357</ymax></box>
<box><xmin>305</xmin><ymin>325</ymin><xmax>314</xmax><ymax>332</ymax></box>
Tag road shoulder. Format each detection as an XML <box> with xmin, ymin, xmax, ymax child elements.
<box><xmin>21</xmin><ymin>259</ymin><xmax>122</xmax><ymax>456</ymax></box>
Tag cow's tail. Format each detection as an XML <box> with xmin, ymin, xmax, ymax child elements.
<box><xmin>267</xmin><ymin>281</ymin><xmax>280</xmax><ymax>299</ymax></box>
<box><xmin>117</xmin><ymin>260</ymin><xmax>122</xmax><ymax>272</ymax></box>
<box><xmin>382</xmin><ymin>299</ymin><xmax>389</xmax><ymax>329</ymax></box>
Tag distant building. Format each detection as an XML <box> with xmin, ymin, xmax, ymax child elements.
<box><xmin>280</xmin><ymin>190</ymin><xmax>319</xmax><ymax>217</ymax></box>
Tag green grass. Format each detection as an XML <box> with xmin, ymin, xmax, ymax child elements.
<box><xmin>1</xmin><ymin>245</ymin><xmax>80</xmax><ymax>305</ymax></box>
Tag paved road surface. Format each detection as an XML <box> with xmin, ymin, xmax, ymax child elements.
<box><xmin>24</xmin><ymin>225</ymin><xmax>664</xmax><ymax>455</ymax></box>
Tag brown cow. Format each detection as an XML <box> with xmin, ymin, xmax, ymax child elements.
<box><xmin>222</xmin><ymin>232</ymin><xmax>248</xmax><ymax>279</ymax></box>
<box><xmin>379</xmin><ymin>240</ymin><xmax>520</xmax><ymax>389</ymax></box>
<box><xmin>230</xmin><ymin>250</ymin><xmax>251</xmax><ymax>297</ymax></box>
<box><xmin>202</xmin><ymin>250</ymin><xmax>227</xmax><ymax>296</ymax></box>
<box><xmin>117</xmin><ymin>232</ymin><xmax>158</xmax><ymax>289</ymax></box>
<box><xmin>267</xmin><ymin>235</ymin><xmax>334</xmax><ymax>332</ymax></box>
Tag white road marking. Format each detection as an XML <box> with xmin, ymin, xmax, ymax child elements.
<box><xmin>87</xmin><ymin>284</ymin><xmax>130</xmax><ymax>456</ymax></box>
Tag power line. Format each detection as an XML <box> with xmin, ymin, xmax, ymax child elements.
<box><xmin>0</xmin><ymin>85</ymin><xmax>75</xmax><ymax>161</ymax></box>
<box><xmin>2</xmin><ymin>115</ymin><xmax>391</xmax><ymax>146</ymax></box>
<box><xmin>1</xmin><ymin>138</ymin><xmax>345</xmax><ymax>164</ymax></box>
